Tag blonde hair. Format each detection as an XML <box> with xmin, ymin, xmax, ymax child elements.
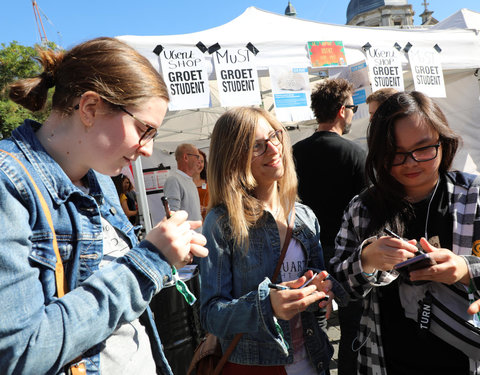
<box><xmin>208</xmin><ymin>107</ymin><xmax>297</xmax><ymax>250</ymax></box>
<box><xmin>9</xmin><ymin>37</ymin><xmax>168</xmax><ymax>113</ymax></box>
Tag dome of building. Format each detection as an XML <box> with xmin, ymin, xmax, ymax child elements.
<box><xmin>347</xmin><ymin>0</ymin><xmax>408</xmax><ymax>23</ymax></box>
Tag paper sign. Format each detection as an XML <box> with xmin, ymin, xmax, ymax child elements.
<box><xmin>269</xmin><ymin>66</ymin><xmax>314</xmax><ymax>122</ymax></box>
<box><xmin>365</xmin><ymin>46</ymin><xmax>404</xmax><ymax>91</ymax></box>
<box><xmin>408</xmin><ymin>46</ymin><xmax>446</xmax><ymax>98</ymax></box>
<box><xmin>213</xmin><ymin>48</ymin><xmax>261</xmax><ymax>107</ymax></box>
<box><xmin>159</xmin><ymin>47</ymin><xmax>211</xmax><ymax>110</ymax></box>
<box><xmin>308</xmin><ymin>41</ymin><xmax>347</xmax><ymax>67</ymax></box>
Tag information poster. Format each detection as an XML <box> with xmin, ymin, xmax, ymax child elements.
<box><xmin>213</xmin><ymin>48</ymin><xmax>261</xmax><ymax>107</ymax></box>
<box><xmin>329</xmin><ymin>60</ymin><xmax>371</xmax><ymax>120</ymax></box>
<box><xmin>408</xmin><ymin>46</ymin><xmax>446</xmax><ymax>98</ymax></box>
<box><xmin>269</xmin><ymin>66</ymin><xmax>314</xmax><ymax>122</ymax></box>
<box><xmin>365</xmin><ymin>46</ymin><xmax>404</xmax><ymax>91</ymax></box>
<box><xmin>159</xmin><ymin>46</ymin><xmax>211</xmax><ymax>110</ymax></box>
<box><xmin>308</xmin><ymin>41</ymin><xmax>347</xmax><ymax>67</ymax></box>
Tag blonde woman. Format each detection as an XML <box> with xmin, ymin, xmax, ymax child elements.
<box><xmin>199</xmin><ymin>107</ymin><xmax>346</xmax><ymax>375</ymax></box>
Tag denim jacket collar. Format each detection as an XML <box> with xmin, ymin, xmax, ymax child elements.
<box><xmin>12</xmin><ymin>120</ymin><xmax>104</xmax><ymax>206</ymax></box>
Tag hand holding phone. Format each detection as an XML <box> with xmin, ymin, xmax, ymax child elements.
<box><xmin>394</xmin><ymin>253</ymin><xmax>437</xmax><ymax>281</ymax></box>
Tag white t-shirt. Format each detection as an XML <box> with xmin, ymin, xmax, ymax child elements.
<box><xmin>281</xmin><ymin>238</ymin><xmax>317</xmax><ymax>375</ymax></box>
<box><xmin>99</xmin><ymin>217</ymin><xmax>156</xmax><ymax>374</ymax></box>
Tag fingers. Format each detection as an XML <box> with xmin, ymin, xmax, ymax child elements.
<box><xmin>468</xmin><ymin>299</ymin><xmax>480</xmax><ymax>315</ymax></box>
<box><xmin>188</xmin><ymin>219</ymin><xmax>203</xmax><ymax>231</ymax></box>
<box><xmin>270</xmin><ymin>283</ymin><xmax>327</xmax><ymax>321</ymax></box>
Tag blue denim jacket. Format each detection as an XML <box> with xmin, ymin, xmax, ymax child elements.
<box><xmin>0</xmin><ymin>120</ymin><xmax>174</xmax><ymax>375</ymax></box>
<box><xmin>199</xmin><ymin>203</ymin><xmax>347</xmax><ymax>373</ymax></box>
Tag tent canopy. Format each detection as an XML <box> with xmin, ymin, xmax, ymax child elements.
<box><xmin>118</xmin><ymin>6</ymin><xmax>480</xmax><ymax>74</ymax></box>
<box><xmin>117</xmin><ymin>7</ymin><xmax>480</xmax><ymax>171</ymax></box>
<box><xmin>432</xmin><ymin>8</ymin><xmax>480</xmax><ymax>30</ymax></box>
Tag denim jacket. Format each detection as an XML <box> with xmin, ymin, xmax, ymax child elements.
<box><xmin>0</xmin><ymin>120</ymin><xmax>174</xmax><ymax>375</ymax></box>
<box><xmin>199</xmin><ymin>202</ymin><xmax>347</xmax><ymax>373</ymax></box>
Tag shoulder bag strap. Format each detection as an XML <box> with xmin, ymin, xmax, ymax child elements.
<box><xmin>213</xmin><ymin>205</ymin><xmax>296</xmax><ymax>374</ymax></box>
<box><xmin>0</xmin><ymin>149</ymin><xmax>66</xmax><ymax>297</ymax></box>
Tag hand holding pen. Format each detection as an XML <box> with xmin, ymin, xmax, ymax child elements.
<box><xmin>143</xmin><ymin>197</ymin><xmax>208</xmax><ymax>269</ymax></box>
<box><xmin>269</xmin><ymin>270</ymin><xmax>331</xmax><ymax>321</ymax></box>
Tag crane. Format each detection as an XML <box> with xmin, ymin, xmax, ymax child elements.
<box><xmin>32</xmin><ymin>0</ymin><xmax>48</xmax><ymax>43</ymax></box>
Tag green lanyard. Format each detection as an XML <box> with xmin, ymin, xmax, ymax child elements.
<box><xmin>171</xmin><ymin>266</ymin><xmax>197</xmax><ymax>306</ymax></box>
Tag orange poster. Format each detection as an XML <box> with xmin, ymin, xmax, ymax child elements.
<box><xmin>308</xmin><ymin>41</ymin><xmax>347</xmax><ymax>67</ymax></box>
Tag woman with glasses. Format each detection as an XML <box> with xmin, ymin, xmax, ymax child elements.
<box><xmin>199</xmin><ymin>107</ymin><xmax>347</xmax><ymax>374</ymax></box>
<box><xmin>0</xmin><ymin>37</ymin><xmax>207</xmax><ymax>375</ymax></box>
<box><xmin>330</xmin><ymin>91</ymin><xmax>480</xmax><ymax>374</ymax></box>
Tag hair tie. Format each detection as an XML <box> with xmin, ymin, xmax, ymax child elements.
<box><xmin>41</xmin><ymin>71</ymin><xmax>55</xmax><ymax>89</ymax></box>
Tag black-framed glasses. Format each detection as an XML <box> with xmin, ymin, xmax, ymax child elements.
<box><xmin>392</xmin><ymin>143</ymin><xmax>441</xmax><ymax>166</ymax></box>
<box><xmin>119</xmin><ymin>106</ymin><xmax>158</xmax><ymax>147</ymax></box>
<box><xmin>186</xmin><ymin>153</ymin><xmax>200</xmax><ymax>160</ymax></box>
<box><xmin>345</xmin><ymin>104</ymin><xmax>358</xmax><ymax>113</ymax></box>
<box><xmin>253</xmin><ymin>129</ymin><xmax>283</xmax><ymax>157</ymax></box>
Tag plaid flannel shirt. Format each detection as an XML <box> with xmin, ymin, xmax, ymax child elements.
<box><xmin>330</xmin><ymin>171</ymin><xmax>480</xmax><ymax>375</ymax></box>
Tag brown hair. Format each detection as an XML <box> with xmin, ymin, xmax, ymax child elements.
<box><xmin>9</xmin><ymin>37</ymin><xmax>168</xmax><ymax>113</ymax></box>
<box><xmin>208</xmin><ymin>107</ymin><xmax>297</xmax><ymax>249</ymax></box>
<box><xmin>366</xmin><ymin>87</ymin><xmax>398</xmax><ymax>105</ymax></box>
<box><xmin>310</xmin><ymin>78</ymin><xmax>354</xmax><ymax>123</ymax></box>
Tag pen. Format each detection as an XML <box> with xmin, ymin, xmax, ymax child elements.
<box><xmin>161</xmin><ymin>196</ymin><xmax>172</xmax><ymax>219</ymax></box>
<box><xmin>384</xmin><ymin>227</ymin><xmax>424</xmax><ymax>254</ymax></box>
<box><xmin>384</xmin><ymin>228</ymin><xmax>402</xmax><ymax>240</ymax></box>
<box><xmin>268</xmin><ymin>283</ymin><xmax>291</xmax><ymax>291</ymax></box>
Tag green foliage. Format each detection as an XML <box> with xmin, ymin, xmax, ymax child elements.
<box><xmin>0</xmin><ymin>41</ymin><xmax>57</xmax><ymax>139</ymax></box>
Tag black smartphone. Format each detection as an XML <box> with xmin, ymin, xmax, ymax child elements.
<box><xmin>394</xmin><ymin>253</ymin><xmax>436</xmax><ymax>274</ymax></box>
<box><xmin>161</xmin><ymin>196</ymin><xmax>172</xmax><ymax>219</ymax></box>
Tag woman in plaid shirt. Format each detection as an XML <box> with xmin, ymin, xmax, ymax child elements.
<box><xmin>330</xmin><ymin>91</ymin><xmax>480</xmax><ymax>374</ymax></box>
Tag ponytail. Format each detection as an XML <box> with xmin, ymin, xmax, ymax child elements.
<box><xmin>9</xmin><ymin>49</ymin><xmax>64</xmax><ymax>112</ymax></box>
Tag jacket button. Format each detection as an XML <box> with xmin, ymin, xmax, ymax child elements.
<box><xmin>306</xmin><ymin>329</ymin><xmax>314</xmax><ymax>336</ymax></box>
<box><xmin>317</xmin><ymin>362</ymin><xmax>323</xmax><ymax>369</ymax></box>
<box><xmin>110</xmin><ymin>207</ymin><xmax>117</xmax><ymax>215</ymax></box>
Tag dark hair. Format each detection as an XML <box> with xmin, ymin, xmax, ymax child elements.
<box><xmin>199</xmin><ymin>149</ymin><xmax>208</xmax><ymax>181</ymax></box>
<box><xmin>9</xmin><ymin>37</ymin><xmax>169</xmax><ymax>113</ymax></box>
<box><xmin>363</xmin><ymin>91</ymin><xmax>460</xmax><ymax>236</ymax></box>
<box><xmin>310</xmin><ymin>78</ymin><xmax>354</xmax><ymax>123</ymax></box>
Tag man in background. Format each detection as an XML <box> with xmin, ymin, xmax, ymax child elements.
<box><xmin>164</xmin><ymin>143</ymin><xmax>202</xmax><ymax>230</ymax></box>
<box><xmin>293</xmin><ymin>78</ymin><xmax>366</xmax><ymax>375</ymax></box>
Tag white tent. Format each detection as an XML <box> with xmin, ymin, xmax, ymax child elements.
<box><xmin>117</xmin><ymin>7</ymin><xmax>480</xmax><ymax>226</ymax></box>
<box><xmin>432</xmin><ymin>8</ymin><xmax>480</xmax><ymax>30</ymax></box>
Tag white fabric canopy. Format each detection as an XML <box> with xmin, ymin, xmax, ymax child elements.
<box><xmin>116</xmin><ymin>7</ymin><xmax>480</xmax><ymax>226</ymax></box>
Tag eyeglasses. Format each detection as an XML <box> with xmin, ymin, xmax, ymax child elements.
<box><xmin>345</xmin><ymin>104</ymin><xmax>358</xmax><ymax>113</ymax></box>
<box><xmin>187</xmin><ymin>153</ymin><xmax>200</xmax><ymax>160</ymax></box>
<box><xmin>119</xmin><ymin>106</ymin><xmax>158</xmax><ymax>147</ymax></box>
<box><xmin>392</xmin><ymin>143</ymin><xmax>440</xmax><ymax>166</ymax></box>
<box><xmin>253</xmin><ymin>129</ymin><xmax>283</xmax><ymax>157</ymax></box>
<box><xmin>74</xmin><ymin>103</ymin><xmax>158</xmax><ymax>147</ymax></box>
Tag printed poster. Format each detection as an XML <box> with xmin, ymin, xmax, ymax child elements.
<box><xmin>159</xmin><ymin>46</ymin><xmax>211</xmax><ymax>110</ymax></box>
<box><xmin>365</xmin><ymin>46</ymin><xmax>404</xmax><ymax>91</ymax></box>
<box><xmin>408</xmin><ymin>46</ymin><xmax>446</xmax><ymax>98</ymax></box>
<box><xmin>213</xmin><ymin>48</ymin><xmax>261</xmax><ymax>107</ymax></box>
<box><xmin>329</xmin><ymin>60</ymin><xmax>371</xmax><ymax>120</ymax></box>
<box><xmin>269</xmin><ymin>66</ymin><xmax>314</xmax><ymax>122</ymax></box>
<box><xmin>308</xmin><ymin>41</ymin><xmax>347</xmax><ymax>67</ymax></box>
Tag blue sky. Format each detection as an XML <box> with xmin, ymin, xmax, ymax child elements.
<box><xmin>1</xmin><ymin>1</ymin><xmax>479</xmax><ymax>48</ymax></box>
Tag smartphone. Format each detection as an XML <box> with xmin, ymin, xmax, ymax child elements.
<box><xmin>394</xmin><ymin>253</ymin><xmax>436</xmax><ymax>273</ymax></box>
<box><xmin>161</xmin><ymin>196</ymin><xmax>172</xmax><ymax>219</ymax></box>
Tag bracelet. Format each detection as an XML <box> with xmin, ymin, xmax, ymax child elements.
<box><xmin>362</xmin><ymin>269</ymin><xmax>376</xmax><ymax>277</ymax></box>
